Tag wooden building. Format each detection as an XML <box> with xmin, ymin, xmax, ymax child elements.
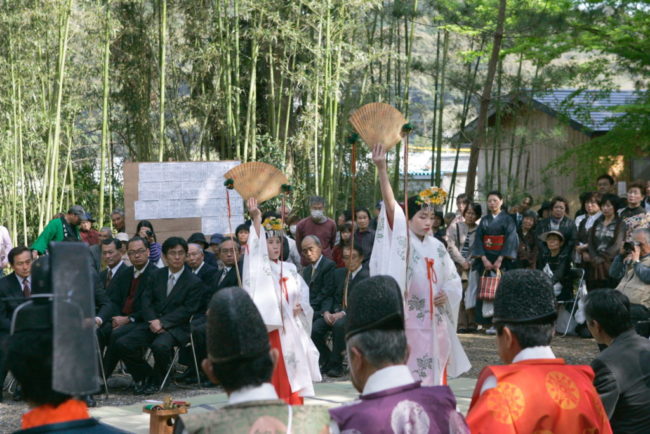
<box><xmin>455</xmin><ymin>90</ymin><xmax>645</xmax><ymax>202</ymax></box>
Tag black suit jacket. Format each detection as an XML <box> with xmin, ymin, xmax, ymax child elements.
<box><xmin>193</xmin><ymin>262</ymin><xmax>219</xmax><ymax>286</ymax></box>
<box><xmin>109</xmin><ymin>262</ymin><xmax>158</xmax><ymax>321</ymax></box>
<box><xmin>591</xmin><ymin>329</ymin><xmax>650</xmax><ymax>433</ymax></box>
<box><xmin>99</xmin><ymin>262</ymin><xmax>128</xmax><ymax>296</ymax></box>
<box><xmin>331</xmin><ymin>266</ymin><xmax>370</xmax><ymax>313</ymax></box>
<box><xmin>302</xmin><ymin>256</ymin><xmax>336</xmax><ymax>316</ymax></box>
<box><xmin>202</xmin><ymin>261</ymin><xmax>242</xmax><ymax>312</ymax></box>
<box><xmin>0</xmin><ymin>273</ymin><xmax>27</xmax><ymax>333</ymax></box>
<box><xmin>89</xmin><ymin>266</ymin><xmax>113</xmax><ymax>324</ymax></box>
<box><xmin>204</xmin><ymin>250</ymin><xmax>218</xmax><ymax>268</ymax></box>
<box><xmin>142</xmin><ymin>267</ymin><xmax>202</xmax><ymax>343</ymax></box>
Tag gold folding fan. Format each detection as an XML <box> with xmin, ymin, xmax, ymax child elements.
<box><xmin>224</xmin><ymin>162</ymin><xmax>288</xmax><ymax>203</ymax></box>
<box><xmin>348</xmin><ymin>102</ymin><xmax>407</xmax><ymax>150</ymax></box>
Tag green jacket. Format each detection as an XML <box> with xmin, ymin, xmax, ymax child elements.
<box><xmin>31</xmin><ymin>217</ymin><xmax>80</xmax><ymax>254</ymax></box>
<box><xmin>177</xmin><ymin>400</ymin><xmax>330</xmax><ymax>434</ymax></box>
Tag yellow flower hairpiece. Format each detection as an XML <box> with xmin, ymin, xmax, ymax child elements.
<box><xmin>262</xmin><ymin>217</ymin><xmax>284</xmax><ymax>232</ymax></box>
<box><xmin>415</xmin><ymin>187</ymin><xmax>447</xmax><ymax>207</ymax></box>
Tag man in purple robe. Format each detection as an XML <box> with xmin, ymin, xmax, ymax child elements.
<box><xmin>329</xmin><ymin>275</ymin><xmax>469</xmax><ymax>433</ymax></box>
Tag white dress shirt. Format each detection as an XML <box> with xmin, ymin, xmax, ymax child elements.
<box><xmin>193</xmin><ymin>262</ymin><xmax>205</xmax><ymax>274</ymax></box>
<box><xmin>109</xmin><ymin>260</ymin><xmax>124</xmax><ymax>278</ymax></box>
<box><xmin>16</xmin><ymin>275</ymin><xmax>31</xmax><ymax>295</ymax></box>
<box><xmin>349</xmin><ymin>264</ymin><xmax>363</xmax><ymax>281</ymax></box>
<box><xmin>228</xmin><ymin>382</ymin><xmax>279</xmax><ymax>405</ymax></box>
<box><xmin>362</xmin><ymin>365</ymin><xmax>417</xmax><ymax>396</ymax></box>
<box><xmin>134</xmin><ymin>261</ymin><xmax>150</xmax><ymax>279</ymax></box>
<box><xmin>167</xmin><ymin>268</ymin><xmax>184</xmax><ymax>293</ymax></box>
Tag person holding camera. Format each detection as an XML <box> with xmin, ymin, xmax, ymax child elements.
<box><xmin>609</xmin><ymin>228</ymin><xmax>650</xmax><ymax>308</ymax></box>
<box><xmin>136</xmin><ymin>220</ymin><xmax>163</xmax><ymax>267</ymax></box>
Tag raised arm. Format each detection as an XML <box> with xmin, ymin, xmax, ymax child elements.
<box><xmin>247</xmin><ymin>197</ymin><xmax>262</xmax><ymax>237</ymax></box>
<box><xmin>371</xmin><ymin>144</ymin><xmax>396</xmax><ymax>228</ymax></box>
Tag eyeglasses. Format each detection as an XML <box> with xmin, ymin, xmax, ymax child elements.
<box><xmin>127</xmin><ymin>248</ymin><xmax>148</xmax><ymax>256</ymax></box>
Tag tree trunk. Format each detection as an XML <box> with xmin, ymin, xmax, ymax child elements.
<box><xmin>465</xmin><ymin>0</ymin><xmax>507</xmax><ymax>199</ymax></box>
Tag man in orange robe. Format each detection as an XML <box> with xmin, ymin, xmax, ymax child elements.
<box><xmin>466</xmin><ymin>269</ymin><xmax>612</xmax><ymax>433</ymax></box>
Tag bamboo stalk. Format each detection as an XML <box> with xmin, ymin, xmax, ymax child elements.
<box><xmin>157</xmin><ymin>0</ymin><xmax>167</xmax><ymax>162</ymax></box>
<box><xmin>47</xmin><ymin>0</ymin><xmax>72</xmax><ymax>219</ymax></box>
<box><xmin>435</xmin><ymin>30</ymin><xmax>449</xmax><ymax>187</ymax></box>
<box><xmin>99</xmin><ymin>0</ymin><xmax>111</xmax><ymax>227</ymax></box>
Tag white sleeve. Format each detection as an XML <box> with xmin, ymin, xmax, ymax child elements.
<box><xmin>369</xmin><ymin>203</ymin><xmax>408</xmax><ymax>295</ymax></box>
<box><xmin>243</xmin><ymin>226</ymin><xmax>282</xmax><ymax>330</ymax></box>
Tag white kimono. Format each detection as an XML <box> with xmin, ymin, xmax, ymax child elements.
<box><xmin>370</xmin><ymin>203</ymin><xmax>471</xmax><ymax>385</ymax></box>
<box><xmin>243</xmin><ymin>226</ymin><xmax>321</xmax><ymax>397</ymax></box>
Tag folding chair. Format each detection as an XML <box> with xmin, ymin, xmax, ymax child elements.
<box><xmin>95</xmin><ymin>333</ymin><xmax>110</xmax><ymax>398</ymax></box>
<box><xmin>159</xmin><ymin>315</ymin><xmax>202</xmax><ymax>391</ymax></box>
<box><xmin>4</xmin><ymin>372</ymin><xmax>16</xmax><ymax>395</ymax></box>
<box><xmin>560</xmin><ymin>268</ymin><xmax>586</xmax><ymax>337</ymax></box>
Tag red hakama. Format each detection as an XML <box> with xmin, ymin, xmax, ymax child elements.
<box><xmin>268</xmin><ymin>329</ymin><xmax>303</xmax><ymax>405</ymax></box>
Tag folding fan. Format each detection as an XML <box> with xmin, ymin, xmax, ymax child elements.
<box><xmin>348</xmin><ymin>102</ymin><xmax>408</xmax><ymax>150</ymax></box>
<box><xmin>224</xmin><ymin>162</ymin><xmax>288</xmax><ymax>203</ymax></box>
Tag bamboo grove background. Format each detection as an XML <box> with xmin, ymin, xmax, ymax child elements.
<box><xmin>0</xmin><ymin>0</ymin><xmax>648</xmax><ymax>245</ymax></box>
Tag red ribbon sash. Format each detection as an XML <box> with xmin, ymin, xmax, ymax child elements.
<box><xmin>280</xmin><ymin>276</ymin><xmax>289</xmax><ymax>302</ymax></box>
<box><xmin>425</xmin><ymin>257</ymin><xmax>437</xmax><ymax>319</ymax></box>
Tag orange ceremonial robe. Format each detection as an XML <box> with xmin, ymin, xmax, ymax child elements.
<box><xmin>467</xmin><ymin>358</ymin><xmax>612</xmax><ymax>434</ymax></box>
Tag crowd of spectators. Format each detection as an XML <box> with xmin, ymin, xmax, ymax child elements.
<box><xmin>1</xmin><ymin>176</ymin><xmax>650</xmax><ymax>432</ymax></box>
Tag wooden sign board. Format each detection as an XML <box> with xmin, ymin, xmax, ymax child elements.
<box><xmin>124</xmin><ymin>161</ymin><xmax>244</xmax><ymax>243</ymax></box>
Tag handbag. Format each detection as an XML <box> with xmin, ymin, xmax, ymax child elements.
<box><xmin>479</xmin><ymin>269</ymin><xmax>502</xmax><ymax>301</ymax></box>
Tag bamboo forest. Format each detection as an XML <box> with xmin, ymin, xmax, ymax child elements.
<box><xmin>0</xmin><ymin>0</ymin><xmax>648</xmax><ymax>244</ymax></box>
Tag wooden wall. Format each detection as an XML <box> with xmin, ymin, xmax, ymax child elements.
<box><xmin>476</xmin><ymin>107</ymin><xmax>591</xmax><ymax>205</ymax></box>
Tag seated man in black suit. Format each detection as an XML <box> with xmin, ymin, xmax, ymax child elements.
<box><xmin>185</xmin><ymin>238</ymin><xmax>242</xmax><ymax>385</ymax></box>
<box><xmin>0</xmin><ymin>246</ymin><xmax>33</xmax><ymax>402</ymax></box>
<box><xmin>96</xmin><ymin>238</ymin><xmax>128</xmax><ymax>349</ymax></box>
<box><xmin>586</xmin><ymin>288</ymin><xmax>650</xmax><ymax>433</ymax></box>
<box><xmin>302</xmin><ymin>236</ymin><xmax>336</xmax><ymax>364</ymax></box>
<box><xmin>114</xmin><ymin>237</ymin><xmax>202</xmax><ymax>395</ymax></box>
<box><xmin>312</xmin><ymin>244</ymin><xmax>369</xmax><ymax>377</ymax></box>
<box><xmin>100</xmin><ymin>238</ymin><xmax>127</xmax><ymax>293</ymax></box>
<box><xmin>102</xmin><ymin>236</ymin><xmax>158</xmax><ymax>381</ymax></box>
<box><xmin>186</xmin><ymin>242</ymin><xmax>219</xmax><ymax>286</ymax></box>
<box><xmin>212</xmin><ymin>238</ymin><xmax>241</xmax><ymax>291</ymax></box>
<box><xmin>187</xmin><ymin>232</ymin><xmax>218</xmax><ymax>269</ymax></box>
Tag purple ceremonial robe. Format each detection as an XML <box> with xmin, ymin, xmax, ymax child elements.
<box><xmin>329</xmin><ymin>382</ymin><xmax>468</xmax><ymax>433</ymax></box>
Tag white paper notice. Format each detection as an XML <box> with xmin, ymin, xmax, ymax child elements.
<box><xmin>135</xmin><ymin>162</ymin><xmax>242</xmax><ymax>233</ymax></box>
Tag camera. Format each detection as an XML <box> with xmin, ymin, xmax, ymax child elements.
<box><xmin>146</xmin><ymin>230</ymin><xmax>153</xmax><ymax>237</ymax></box>
<box><xmin>623</xmin><ymin>241</ymin><xmax>639</xmax><ymax>255</ymax></box>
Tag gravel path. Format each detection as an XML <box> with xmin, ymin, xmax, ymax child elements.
<box><xmin>0</xmin><ymin>333</ymin><xmax>599</xmax><ymax>433</ymax></box>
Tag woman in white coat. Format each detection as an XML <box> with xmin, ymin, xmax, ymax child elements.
<box><xmin>243</xmin><ymin>198</ymin><xmax>321</xmax><ymax>404</ymax></box>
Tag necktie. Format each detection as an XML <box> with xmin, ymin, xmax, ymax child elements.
<box><xmin>106</xmin><ymin>268</ymin><xmax>113</xmax><ymax>287</ymax></box>
<box><xmin>218</xmin><ymin>268</ymin><xmax>229</xmax><ymax>285</ymax></box>
<box><xmin>167</xmin><ymin>274</ymin><xmax>176</xmax><ymax>296</ymax></box>
<box><xmin>23</xmin><ymin>279</ymin><xmax>31</xmax><ymax>298</ymax></box>
<box><xmin>310</xmin><ymin>265</ymin><xmax>317</xmax><ymax>283</ymax></box>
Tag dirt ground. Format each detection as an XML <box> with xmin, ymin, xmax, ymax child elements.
<box><xmin>0</xmin><ymin>333</ymin><xmax>599</xmax><ymax>433</ymax></box>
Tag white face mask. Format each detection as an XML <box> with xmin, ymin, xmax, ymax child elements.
<box><xmin>289</xmin><ymin>225</ymin><xmax>297</xmax><ymax>235</ymax></box>
<box><xmin>311</xmin><ymin>209</ymin><xmax>324</xmax><ymax>220</ymax></box>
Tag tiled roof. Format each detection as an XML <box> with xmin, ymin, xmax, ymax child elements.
<box><xmin>453</xmin><ymin>89</ymin><xmax>645</xmax><ymax>141</ymax></box>
<box><xmin>531</xmin><ymin>89</ymin><xmax>644</xmax><ymax>132</ymax></box>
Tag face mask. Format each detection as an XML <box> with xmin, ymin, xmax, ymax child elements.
<box><xmin>290</xmin><ymin>225</ymin><xmax>297</xmax><ymax>234</ymax></box>
<box><xmin>311</xmin><ymin>210</ymin><xmax>324</xmax><ymax>220</ymax></box>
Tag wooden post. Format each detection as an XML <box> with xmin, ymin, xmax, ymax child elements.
<box><xmin>143</xmin><ymin>407</ymin><xmax>187</xmax><ymax>434</ymax></box>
